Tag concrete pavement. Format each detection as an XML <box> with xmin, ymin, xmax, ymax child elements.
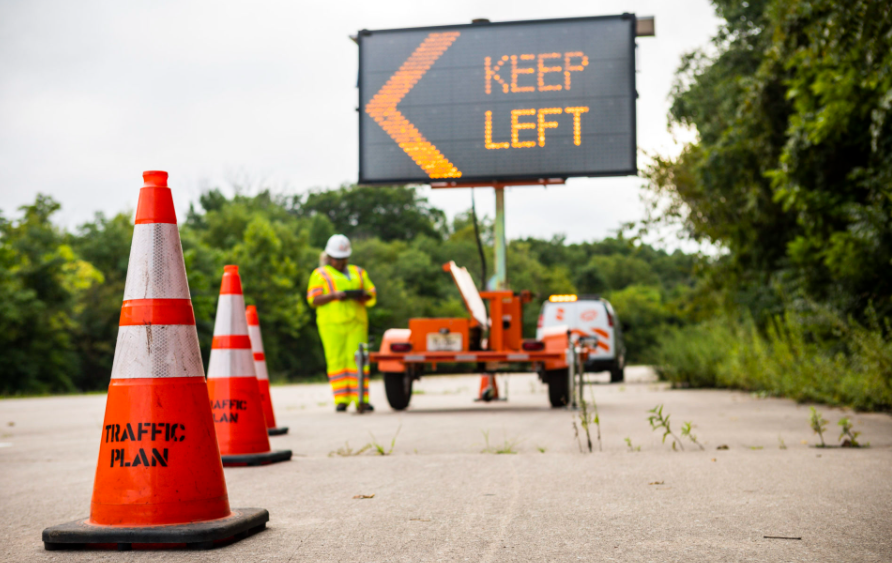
<box><xmin>1</xmin><ymin>367</ymin><xmax>890</xmax><ymax>562</ymax></box>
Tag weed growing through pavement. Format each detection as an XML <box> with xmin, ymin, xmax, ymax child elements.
<box><xmin>480</xmin><ymin>429</ymin><xmax>519</xmax><ymax>454</ymax></box>
<box><xmin>329</xmin><ymin>442</ymin><xmax>371</xmax><ymax>457</ymax></box>
<box><xmin>589</xmin><ymin>387</ymin><xmax>602</xmax><ymax>452</ymax></box>
<box><xmin>624</xmin><ymin>437</ymin><xmax>641</xmax><ymax>452</ymax></box>
<box><xmin>330</xmin><ymin>425</ymin><xmax>402</xmax><ymax>457</ymax></box>
<box><xmin>574</xmin><ymin>385</ymin><xmax>602</xmax><ymax>453</ymax></box>
<box><xmin>369</xmin><ymin>425</ymin><xmax>401</xmax><ymax>456</ymax></box>
<box><xmin>838</xmin><ymin>417</ymin><xmax>868</xmax><ymax>447</ymax></box>
<box><xmin>680</xmin><ymin>421</ymin><xmax>705</xmax><ymax>450</ymax></box>
<box><xmin>778</xmin><ymin>436</ymin><xmax>787</xmax><ymax>449</ymax></box>
<box><xmin>537</xmin><ymin>446</ymin><xmax>546</xmax><ymax>453</ymax></box>
<box><xmin>647</xmin><ymin>404</ymin><xmax>684</xmax><ymax>451</ymax></box>
<box><xmin>809</xmin><ymin>407</ymin><xmax>828</xmax><ymax>447</ymax></box>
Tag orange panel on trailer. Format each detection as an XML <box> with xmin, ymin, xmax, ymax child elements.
<box><xmin>480</xmin><ymin>291</ymin><xmax>525</xmax><ymax>352</ymax></box>
<box><xmin>408</xmin><ymin>318</ymin><xmax>470</xmax><ymax>352</ymax></box>
<box><xmin>502</xmin><ymin>296</ymin><xmax>524</xmax><ymax>351</ymax></box>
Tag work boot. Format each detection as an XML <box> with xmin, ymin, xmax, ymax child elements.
<box><xmin>335</xmin><ymin>403</ymin><xmax>348</xmax><ymax>412</ymax></box>
<box><xmin>362</xmin><ymin>403</ymin><xmax>374</xmax><ymax>412</ymax></box>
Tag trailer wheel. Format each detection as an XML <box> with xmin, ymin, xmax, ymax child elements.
<box><xmin>610</xmin><ymin>366</ymin><xmax>625</xmax><ymax>383</ymax></box>
<box><xmin>546</xmin><ymin>369</ymin><xmax>569</xmax><ymax>408</ymax></box>
<box><xmin>383</xmin><ymin>372</ymin><xmax>413</xmax><ymax>411</ymax></box>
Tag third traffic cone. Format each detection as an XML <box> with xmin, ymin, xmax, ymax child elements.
<box><xmin>207</xmin><ymin>266</ymin><xmax>291</xmax><ymax>466</ymax></box>
<box><xmin>477</xmin><ymin>374</ymin><xmax>499</xmax><ymax>402</ymax></box>
<box><xmin>42</xmin><ymin>171</ymin><xmax>267</xmax><ymax>550</ymax></box>
<box><xmin>246</xmin><ymin>305</ymin><xmax>288</xmax><ymax>436</ymax></box>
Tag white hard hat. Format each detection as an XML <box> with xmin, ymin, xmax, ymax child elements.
<box><xmin>324</xmin><ymin>234</ymin><xmax>352</xmax><ymax>259</ymax></box>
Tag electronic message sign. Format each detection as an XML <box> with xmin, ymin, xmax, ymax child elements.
<box><xmin>358</xmin><ymin>15</ymin><xmax>637</xmax><ymax>184</ymax></box>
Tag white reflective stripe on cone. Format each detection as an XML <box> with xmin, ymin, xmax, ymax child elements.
<box><xmin>207</xmin><ymin>349</ymin><xmax>257</xmax><ymax>379</ymax></box>
<box><xmin>213</xmin><ymin>294</ymin><xmax>249</xmax><ymax>337</ymax></box>
<box><xmin>248</xmin><ymin>325</ymin><xmax>265</xmax><ymax>354</ymax></box>
<box><xmin>110</xmin><ymin>325</ymin><xmax>205</xmax><ymax>379</ymax></box>
<box><xmin>254</xmin><ymin>360</ymin><xmax>269</xmax><ymax>381</ymax></box>
<box><xmin>123</xmin><ymin>224</ymin><xmax>190</xmax><ymax>300</ymax></box>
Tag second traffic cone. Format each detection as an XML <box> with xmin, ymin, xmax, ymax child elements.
<box><xmin>246</xmin><ymin>305</ymin><xmax>288</xmax><ymax>436</ymax></box>
<box><xmin>42</xmin><ymin>171</ymin><xmax>267</xmax><ymax>550</ymax></box>
<box><xmin>477</xmin><ymin>374</ymin><xmax>499</xmax><ymax>402</ymax></box>
<box><xmin>207</xmin><ymin>266</ymin><xmax>291</xmax><ymax>466</ymax></box>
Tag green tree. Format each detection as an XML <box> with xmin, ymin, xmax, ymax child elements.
<box><xmin>292</xmin><ymin>185</ymin><xmax>447</xmax><ymax>242</ymax></box>
<box><xmin>0</xmin><ymin>196</ymin><xmax>101</xmax><ymax>394</ymax></box>
<box><xmin>68</xmin><ymin>212</ymin><xmax>133</xmax><ymax>390</ymax></box>
<box><xmin>608</xmin><ymin>284</ymin><xmax>672</xmax><ymax>363</ymax></box>
<box><xmin>644</xmin><ymin>0</ymin><xmax>892</xmax><ymax>320</ymax></box>
<box><xmin>183</xmin><ymin>190</ymin><xmax>321</xmax><ymax>378</ymax></box>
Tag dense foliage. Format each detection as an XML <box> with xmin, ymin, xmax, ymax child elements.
<box><xmin>645</xmin><ymin>0</ymin><xmax>892</xmax><ymax>320</ymax></box>
<box><xmin>0</xmin><ymin>186</ymin><xmax>694</xmax><ymax>395</ymax></box>
<box><xmin>646</xmin><ymin>0</ymin><xmax>892</xmax><ymax>410</ymax></box>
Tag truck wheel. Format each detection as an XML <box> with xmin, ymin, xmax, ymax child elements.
<box><xmin>383</xmin><ymin>372</ymin><xmax>413</xmax><ymax>410</ymax></box>
<box><xmin>610</xmin><ymin>366</ymin><xmax>625</xmax><ymax>383</ymax></box>
<box><xmin>546</xmin><ymin>369</ymin><xmax>569</xmax><ymax>408</ymax></box>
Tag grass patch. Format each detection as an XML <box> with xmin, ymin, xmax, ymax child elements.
<box><xmin>330</xmin><ymin>425</ymin><xmax>402</xmax><ymax>457</ymax></box>
<box><xmin>652</xmin><ymin>306</ymin><xmax>892</xmax><ymax>412</ymax></box>
<box><xmin>369</xmin><ymin>425</ymin><xmax>401</xmax><ymax>456</ymax></box>
<box><xmin>480</xmin><ymin>430</ymin><xmax>519</xmax><ymax>454</ymax></box>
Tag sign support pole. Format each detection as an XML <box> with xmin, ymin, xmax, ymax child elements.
<box><xmin>493</xmin><ymin>186</ymin><xmax>507</xmax><ymax>290</ymax></box>
<box><xmin>431</xmin><ymin>179</ymin><xmax>565</xmax><ymax>290</ymax></box>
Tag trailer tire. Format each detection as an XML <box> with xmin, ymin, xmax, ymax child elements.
<box><xmin>383</xmin><ymin>372</ymin><xmax>413</xmax><ymax>411</ymax></box>
<box><xmin>610</xmin><ymin>366</ymin><xmax>625</xmax><ymax>383</ymax></box>
<box><xmin>546</xmin><ymin>369</ymin><xmax>569</xmax><ymax>408</ymax></box>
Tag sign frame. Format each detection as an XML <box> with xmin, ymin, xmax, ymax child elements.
<box><xmin>356</xmin><ymin>14</ymin><xmax>638</xmax><ymax>185</ymax></box>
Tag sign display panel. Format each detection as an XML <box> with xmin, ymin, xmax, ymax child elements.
<box><xmin>358</xmin><ymin>15</ymin><xmax>637</xmax><ymax>184</ymax></box>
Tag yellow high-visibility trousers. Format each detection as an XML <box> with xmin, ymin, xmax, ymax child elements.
<box><xmin>318</xmin><ymin>322</ymin><xmax>370</xmax><ymax>406</ymax></box>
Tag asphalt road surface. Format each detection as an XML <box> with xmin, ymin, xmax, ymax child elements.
<box><xmin>1</xmin><ymin>367</ymin><xmax>890</xmax><ymax>562</ymax></box>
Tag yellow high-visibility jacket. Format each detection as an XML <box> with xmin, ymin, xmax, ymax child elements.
<box><xmin>306</xmin><ymin>265</ymin><xmax>377</xmax><ymax>325</ymax></box>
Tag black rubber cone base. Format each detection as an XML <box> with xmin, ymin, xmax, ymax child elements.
<box><xmin>43</xmin><ymin>508</ymin><xmax>268</xmax><ymax>551</ymax></box>
<box><xmin>221</xmin><ymin>449</ymin><xmax>292</xmax><ymax>467</ymax></box>
<box><xmin>267</xmin><ymin>427</ymin><xmax>289</xmax><ymax>436</ymax></box>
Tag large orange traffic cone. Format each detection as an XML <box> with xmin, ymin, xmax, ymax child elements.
<box><xmin>207</xmin><ymin>266</ymin><xmax>291</xmax><ymax>466</ymax></box>
<box><xmin>246</xmin><ymin>305</ymin><xmax>288</xmax><ymax>436</ymax></box>
<box><xmin>42</xmin><ymin>171</ymin><xmax>267</xmax><ymax>551</ymax></box>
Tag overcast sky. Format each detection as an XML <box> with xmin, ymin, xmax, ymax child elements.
<box><xmin>0</xmin><ymin>0</ymin><xmax>720</xmax><ymax>245</ymax></box>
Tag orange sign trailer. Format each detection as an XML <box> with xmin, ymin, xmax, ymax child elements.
<box><xmin>363</xmin><ymin>261</ymin><xmax>590</xmax><ymax>411</ymax></box>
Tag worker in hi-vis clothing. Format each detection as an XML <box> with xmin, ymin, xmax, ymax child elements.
<box><xmin>307</xmin><ymin>234</ymin><xmax>377</xmax><ymax>412</ymax></box>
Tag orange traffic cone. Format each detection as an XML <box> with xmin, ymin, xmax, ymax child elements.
<box><xmin>207</xmin><ymin>266</ymin><xmax>291</xmax><ymax>466</ymax></box>
<box><xmin>42</xmin><ymin>171</ymin><xmax>267</xmax><ymax>551</ymax></box>
<box><xmin>477</xmin><ymin>374</ymin><xmax>499</xmax><ymax>402</ymax></box>
<box><xmin>246</xmin><ymin>305</ymin><xmax>288</xmax><ymax>436</ymax></box>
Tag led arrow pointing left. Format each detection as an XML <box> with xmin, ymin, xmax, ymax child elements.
<box><xmin>365</xmin><ymin>32</ymin><xmax>463</xmax><ymax>179</ymax></box>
